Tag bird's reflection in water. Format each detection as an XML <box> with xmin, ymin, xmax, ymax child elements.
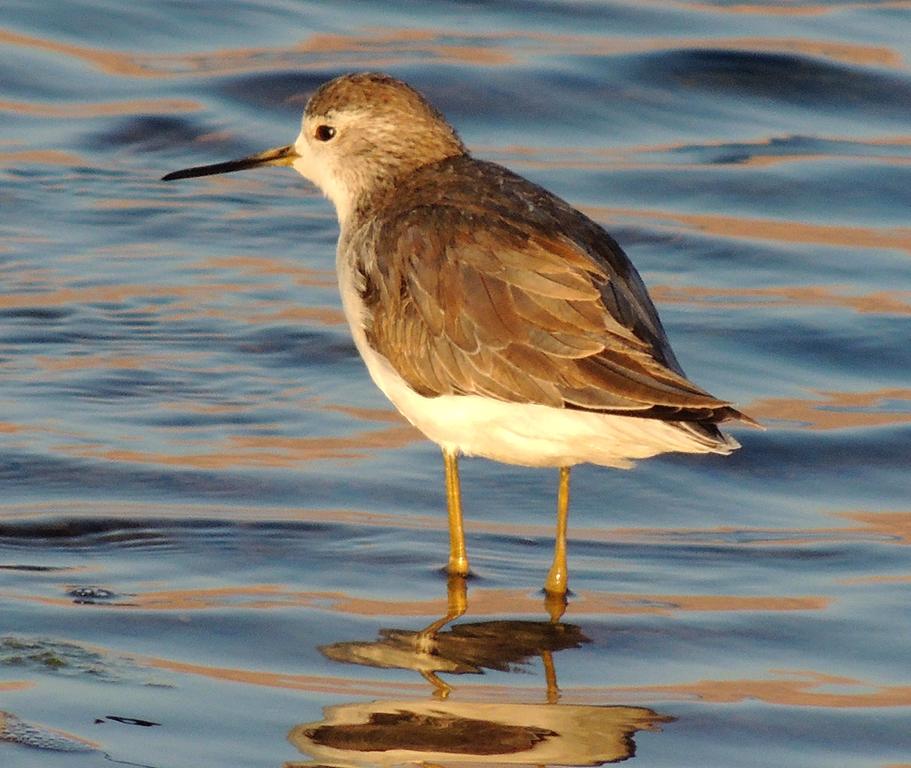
<box><xmin>286</xmin><ymin>577</ymin><xmax>671</xmax><ymax>767</ymax></box>
<box><xmin>288</xmin><ymin>699</ymin><xmax>669</xmax><ymax>767</ymax></box>
<box><xmin>321</xmin><ymin>577</ymin><xmax>585</xmax><ymax>698</ymax></box>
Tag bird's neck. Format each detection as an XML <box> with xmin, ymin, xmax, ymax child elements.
<box><xmin>342</xmin><ymin>151</ymin><xmax>468</xmax><ymax>229</ymax></box>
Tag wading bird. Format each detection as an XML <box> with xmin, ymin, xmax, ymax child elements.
<box><xmin>163</xmin><ymin>73</ymin><xmax>755</xmax><ymax>597</ymax></box>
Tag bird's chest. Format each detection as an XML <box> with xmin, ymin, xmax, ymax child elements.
<box><xmin>336</xmin><ymin>222</ymin><xmax>411</xmax><ymax>341</ymax></box>
<box><xmin>335</xmin><ymin>235</ymin><xmax>372</xmax><ymax>344</ymax></box>
<box><xmin>334</xmin><ymin>234</ymin><xmax>409</xmax><ymax>396</ymax></box>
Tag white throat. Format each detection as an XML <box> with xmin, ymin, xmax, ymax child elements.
<box><xmin>291</xmin><ymin>133</ymin><xmax>352</xmax><ymax>227</ymax></box>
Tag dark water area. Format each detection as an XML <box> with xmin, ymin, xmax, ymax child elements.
<box><xmin>1</xmin><ymin>1</ymin><xmax>910</xmax><ymax>766</ymax></box>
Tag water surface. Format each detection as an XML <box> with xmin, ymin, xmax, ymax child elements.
<box><xmin>1</xmin><ymin>2</ymin><xmax>910</xmax><ymax>767</ymax></box>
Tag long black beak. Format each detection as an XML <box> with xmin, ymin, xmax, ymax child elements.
<box><xmin>161</xmin><ymin>144</ymin><xmax>299</xmax><ymax>181</ymax></box>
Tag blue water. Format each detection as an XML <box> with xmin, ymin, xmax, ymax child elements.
<box><xmin>1</xmin><ymin>2</ymin><xmax>910</xmax><ymax>766</ymax></box>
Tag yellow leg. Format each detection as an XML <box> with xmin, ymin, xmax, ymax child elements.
<box><xmin>443</xmin><ymin>449</ymin><xmax>469</xmax><ymax>577</ymax></box>
<box><xmin>545</xmin><ymin>466</ymin><xmax>571</xmax><ymax>597</ymax></box>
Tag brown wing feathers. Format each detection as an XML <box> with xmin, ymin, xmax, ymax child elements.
<box><xmin>361</xmin><ymin>205</ymin><xmax>744</xmax><ymax>424</ymax></box>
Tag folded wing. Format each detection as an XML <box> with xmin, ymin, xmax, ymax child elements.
<box><xmin>359</xmin><ymin>199</ymin><xmax>749</xmax><ymax>426</ymax></box>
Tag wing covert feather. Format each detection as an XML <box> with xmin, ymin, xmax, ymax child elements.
<box><xmin>354</xmin><ymin>179</ymin><xmax>742</xmax><ymax>423</ymax></box>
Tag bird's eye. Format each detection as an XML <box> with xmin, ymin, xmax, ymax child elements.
<box><xmin>314</xmin><ymin>125</ymin><xmax>336</xmax><ymax>142</ymax></box>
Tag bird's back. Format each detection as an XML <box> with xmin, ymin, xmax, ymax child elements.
<box><xmin>344</xmin><ymin>155</ymin><xmax>752</xmax><ymax>432</ymax></box>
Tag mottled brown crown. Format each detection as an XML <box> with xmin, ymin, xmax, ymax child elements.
<box><xmin>306</xmin><ymin>73</ymin><xmax>456</xmax><ymax>136</ymax></box>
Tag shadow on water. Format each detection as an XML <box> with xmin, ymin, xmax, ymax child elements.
<box><xmin>290</xmin><ymin>576</ymin><xmax>672</xmax><ymax>767</ymax></box>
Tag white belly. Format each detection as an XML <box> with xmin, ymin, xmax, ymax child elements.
<box><xmin>336</xmin><ymin>247</ymin><xmax>737</xmax><ymax>469</ymax></box>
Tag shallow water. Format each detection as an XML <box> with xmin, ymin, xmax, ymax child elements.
<box><xmin>1</xmin><ymin>1</ymin><xmax>910</xmax><ymax>766</ymax></box>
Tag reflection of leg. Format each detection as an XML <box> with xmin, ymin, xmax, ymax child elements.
<box><xmin>420</xmin><ymin>669</ymin><xmax>453</xmax><ymax>699</ymax></box>
<box><xmin>541</xmin><ymin>649</ymin><xmax>560</xmax><ymax>704</ymax></box>
<box><xmin>415</xmin><ymin>576</ymin><xmax>468</xmax><ymax>698</ymax></box>
<box><xmin>415</xmin><ymin>573</ymin><xmax>468</xmax><ymax>651</ymax></box>
<box><xmin>444</xmin><ymin>449</ymin><xmax>469</xmax><ymax>577</ymax></box>
<box><xmin>545</xmin><ymin>466</ymin><xmax>571</xmax><ymax>596</ymax></box>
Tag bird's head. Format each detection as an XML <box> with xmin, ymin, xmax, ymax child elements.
<box><xmin>163</xmin><ymin>73</ymin><xmax>466</xmax><ymax>226</ymax></box>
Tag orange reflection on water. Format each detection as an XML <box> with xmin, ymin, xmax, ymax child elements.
<box><xmin>562</xmin><ymin>32</ymin><xmax>904</xmax><ymax>69</ymax></box>
<box><xmin>215</xmin><ymin>301</ymin><xmax>346</xmax><ymax>326</ymax></box>
<box><xmin>0</xmin><ymin>149</ymin><xmax>83</xmax><ymax>167</ymax></box>
<box><xmin>0</xmin><ymin>499</ymin><xmax>425</xmax><ymax>527</ymax></box>
<box><xmin>735</xmin><ymin>151</ymin><xmax>911</xmax><ymax>168</ymax></box>
<box><xmin>24</xmin><ymin>584</ymin><xmax>826</xmax><ymax>617</ymax></box>
<box><xmin>842</xmin><ymin>574</ymin><xmax>911</xmax><ymax>585</ymax></box>
<box><xmin>130</xmin><ymin>652</ymin><xmax>911</xmax><ymax>709</ymax></box>
<box><xmin>0</xmin><ymin>682</ymin><xmax>32</xmax><ymax>692</ymax></box>
<box><xmin>487</xmin><ymin>133</ymin><xmax>911</xmax><ymax>170</ymax></box>
<box><xmin>127</xmin><ymin>584</ymin><xmax>316</xmax><ymax>611</ymax></box>
<box><xmin>0</xmin><ymin>26</ymin><xmax>511</xmax><ymax>81</ymax></box>
<box><xmin>619</xmin><ymin>510</ymin><xmax>911</xmax><ymax>552</ymax></box>
<box><xmin>4</xmin><ymin>22</ymin><xmax>906</xmax><ymax>86</ymax></box>
<box><xmin>199</xmin><ymin>255</ymin><xmax>335</xmax><ymax>286</ymax></box>
<box><xmin>230</xmin><ymin>427</ymin><xmax>419</xmax><ymax>457</ymax></box>
<box><xmin>326</xmin><ymin>403</ymin><xmax>406</xmax><ymax>423</ymax></box>
<box><xmin>0</xmin><ymin>271</ymin><xmax>346</xmax><ymax>330</ymax></box>
<box><xmin>588</xmin><ymin>206</ymin><xmax>911</xmax><ymax>256</ymax></box>
<box><xmin>66</xmin><ymin>423</ymin><xmax>421</xmax><ymax>468</ymax></box>
<box><xmin>93</xmin><ymin>198</ymin><xmax>199</xmax><ymax>211</ymax></box>
<box><xmin>302</xmin><ymin>29</ymin><xmax>513</xmax><ymax>66</ymax></box>
<box><xmin>0</xmin><ymin>27</ymin><xmax>150</xmax><ymax>76</ymax></box>
<box><xmin>0</xmin><ymin>97</ymin><xmax>199</xmax><ymax>118</ymax></box>
<box><xmin>625</xmin><ymin>669</ymin><xmax>911</xmax><ymax>708</ymax></box>
<box><xmin>332</xmin><ymin>589</ymin><xmax>829</xmax><ymax>618</ymax></box>
<box><xmin>649</xmin><ymin>1</ymin><xmax>911</xmax><ymax>19</ymax></box>
<box><xmin>745</xmin><ymin>389</ymin><xmax>911</xmax><ymax>430</ymax></box>
<box><xmin>651</xmin><ymin>284</ymin><xmax>911</xmax><ymax>317</ymax></box>
<box><xmin>6</xmin><ymin>580</ymin><xmax>827</xmax><ymax>624</ymax></box>
<box><xmin>0</xmin><ymin>282</ymin><xmax>243</xmax><ymax>311</ymax></box>
<box><xmin>841</xmin><ymin>511</ymin><xmax>911</xmax><ymax>546</ymax></box>
<box><xmin>33</xmin><ymin>352</ymin><xmax>193</xmax><ymax>372</ymax></box>
<box><xmin>140</xmin><ymin>654</ymin><xmax>430</xmax><ymax>697</ymax></box>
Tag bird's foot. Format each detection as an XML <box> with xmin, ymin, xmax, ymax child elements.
<box><xmin>543</xmin><ymin>587</ymin><xmax>569</xmax><ymax>623</ymax></box>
